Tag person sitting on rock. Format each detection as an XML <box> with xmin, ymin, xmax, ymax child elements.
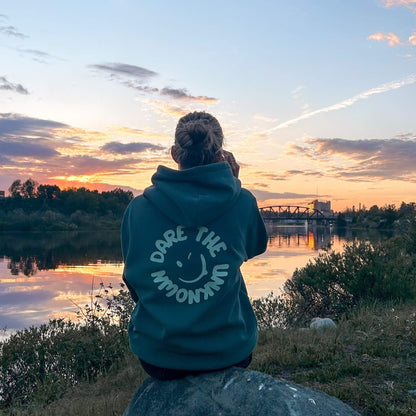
<box><xmin>121</xmin><ymin>111</ymin><xmax>268</xmax><ymax>380</ymax></box>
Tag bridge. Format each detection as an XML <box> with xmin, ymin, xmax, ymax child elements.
<box><xmin>259</xmin><ymin>205</ymin><xmax>336</xmax><ymax>223</ymax></box>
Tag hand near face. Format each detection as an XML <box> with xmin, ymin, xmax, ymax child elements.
<box><xmin>221</xmin><ymin>150</ymin><xmax>240</xmax><ymax>178</ymax></box>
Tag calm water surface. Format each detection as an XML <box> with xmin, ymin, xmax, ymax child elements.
<box><xmin>0</xmin><ymin>225</ymin><xmax>390</xmax><ymax>333</ymax></box>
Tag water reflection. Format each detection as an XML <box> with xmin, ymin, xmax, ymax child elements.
<box><xmin>0</xmin><ymin>226</ymin><xmax>389</xmax><ymax>333</ymax></box>
<box><xmin>0</xmin><ymin>231</ymin><xmax>122</xmax><ymax>276</ymax></box>
<box><xmin>266</xmin><ymin>224</ymin><xmax>333</xmax><ymax>250</ymax></box>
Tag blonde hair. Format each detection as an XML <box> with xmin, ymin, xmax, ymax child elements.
<box><xmin>174</xmin><ymin>111</ymin><xmax>223</xmax><ymax>169</ymax></box>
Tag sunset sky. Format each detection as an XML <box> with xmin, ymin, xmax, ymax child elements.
<box><xmin>1</xmin><ymin>0</ymin><xmax>416</xmax><ymax>211</ymax></box>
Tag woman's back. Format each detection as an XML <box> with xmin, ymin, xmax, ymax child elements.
<box><xmin>121</xmin><ymin>112</ymin><xmax>268</xmax><ymax>378</ymax></box>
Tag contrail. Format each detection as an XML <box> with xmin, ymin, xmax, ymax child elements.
<box><xmin>268</xmin><ymin>73</ymin><xmax>416</xmax><ymax>131</ymax></box>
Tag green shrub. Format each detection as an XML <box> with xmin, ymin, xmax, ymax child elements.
<box><xmin>0</xmin><ymin>283</ymin><xmax>134</xmax><ymax>409</ymax></box>
<box><xmin>252</xmin><ymin>238</ymin><xmax>416</xmax><ymax>329</ymax></box>
<box><xmin>251</xmin><ymin>292</ymin><xmax>286</xmax><ymax>330</ymax></box>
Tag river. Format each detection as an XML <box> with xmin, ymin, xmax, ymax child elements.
<box><xmin>0</xmin><ymin>224</ymin><xmax>391</xmax><ymax>334</ymax></box>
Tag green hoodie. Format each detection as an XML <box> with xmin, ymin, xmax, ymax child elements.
<box><xmin>121</xmin><ymin>161</ymin><xmax>268</xmax><ymax>370</ymax></box>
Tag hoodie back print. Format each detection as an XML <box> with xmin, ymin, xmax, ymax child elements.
<box><xmin>121</xmin><ymin>161</ymin><xmax>268</xmax><ymax>371</ymax></box>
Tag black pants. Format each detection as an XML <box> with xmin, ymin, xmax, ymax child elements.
<box><xmin>140</xmin><ymin>354</ymin><xmax>252</xmax><ymax>381</ymax></box>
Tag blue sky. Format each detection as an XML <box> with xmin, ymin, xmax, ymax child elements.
<box><xmin>1</xmin><ymin>0</ymin><xmax>416</xmax><ymax>210</ymax></box>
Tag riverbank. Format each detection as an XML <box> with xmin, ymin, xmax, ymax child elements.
<box><xmin>2</xmin><ymin>299</ymin><xmax>415</xmax><ymax>416</ymax></box>
<box><xmin>2</xmin><ymin>226</ymin><xmax>416</xmax><ymax>415</ymax></box>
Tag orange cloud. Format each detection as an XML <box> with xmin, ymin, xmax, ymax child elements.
<box><xmin>368</xmin><ymin>32</ymin><xmax>402</xmax><ymax>46</ymax></box>
<box><xmin>54</xmin><ymin>127</ymin><xmax>107</xmax><ymax>143</ymax></box>
<box><xmin>253</xmin><ymin>114</ymin><xmax>278</xmax><ymax>123</ymax></box>
<box><xmin>108</xmin><ymin>126</ymin><xmax>170</xmax><ymax>140</ymax></box>
<box><xmin>286</xmin><ymin>136</ymin><xmax>416</xmax><ymax>182</ymax></box>
<box><xmin>148</xmin><ymin>100</ymin><xmax>189</xmax><ymax>119</ymax></box>
<box><xmin>381</xmin><ymin>0</ymin><xmax>416</xmax><ymax>9</ymax></box>
<box><xmin>409</xmin><ymin>31</ymin><xmax>416</xmax><ymax>45</ymax></box>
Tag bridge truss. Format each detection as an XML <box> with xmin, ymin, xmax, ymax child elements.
<box><xmin>259</xmin><ymin>205</ymin><xmax>335</xmax><ymax>222</ymax></box>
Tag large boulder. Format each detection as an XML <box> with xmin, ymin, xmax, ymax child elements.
<box><xmin>123</xmin><ymin>367</ymin><xmax>360</xmax><ymax>415</ymax></box>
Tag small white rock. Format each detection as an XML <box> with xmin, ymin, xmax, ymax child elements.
<box><xmin>310</xmin><ymin>317</ymin><xmax>337</xmax><ymax>329</ymax></box>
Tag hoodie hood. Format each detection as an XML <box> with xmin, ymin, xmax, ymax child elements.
<box><xmin>143</xmin><ymin>162</ymin><xmax>241</xmax><ymax>227</ymax></box>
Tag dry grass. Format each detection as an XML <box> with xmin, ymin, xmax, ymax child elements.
<box><xmin>252</xmin><ymin>301</ymin><xmax>416</xmax><ymax>415</ymax></box>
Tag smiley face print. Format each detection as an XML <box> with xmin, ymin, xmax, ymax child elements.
<box><xmin>149</xmin><ymin>225</ymin><xmax>229</xmax><ymax>305</ymax></box>
<box><xmin>176</xmin><ymin>252</ymin><xmax>208</xmax><ymax>284</ymax></box>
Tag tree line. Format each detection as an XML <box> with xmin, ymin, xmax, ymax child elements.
<box><xmin>1</xmin><ymin>178</ymin><xmax>415</xmax><ymax>231</ymax></box>
<box><xmin>336</xmin><ymin>201</ymin><xmax>416</xmax><ymax>229</ymax></box>
<box><xmin>0</xmin><ymin>178</ymin><xmax>134</xmax><ymax>231</ymax></box>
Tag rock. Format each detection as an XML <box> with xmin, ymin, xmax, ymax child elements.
<box><xmin>123</xmin><ymin>367</ymin><xmax>360</xmax><ymax>415</ymax></box>
<box><xmin>310</xmin><ymin>317</ymin><xmax>337</xmax><ymax>329</ymax></box>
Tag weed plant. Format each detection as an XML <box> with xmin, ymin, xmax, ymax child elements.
<box><xmin>0</xmin><ymin>283</ymin><xmax>134</xmax><ymax>410</ymax></box>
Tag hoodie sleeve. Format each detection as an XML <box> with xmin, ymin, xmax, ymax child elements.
<box><xmin>121</xmin><ymin>204</ymin><xmax>139</xmax><ymax>303</ymax></box>
<box><xmin>245</xmin><ymin>198</ymin><xmax>268</xmax><ymax>260</ymax></box>
<box><xmin>122</xmin><ymin>271</ymin><xmax>139</xmax><ymax>303</ymax></box>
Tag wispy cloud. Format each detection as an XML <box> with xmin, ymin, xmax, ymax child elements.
<box><xmin>51</xmin><ymin>155</ymin><xmax>142</xmax><ymax>176</ymax></box>
<box><xmin>147</xmin><ymin>100</ymin><xmax>189</xmax><ymax>118</ymax></box>
<box><xmin>100</xmin><ymin>141</ymin><xmax>165</xmax><ymax>155</ymax></box>
<box><xmin>108</xmin><ymin>126</ymin><xmax>170</xmax><ymax>140</ymax></box>
<box><xmin>253</xmin><ymin>114</ymin><xmax>278</xmax><ymax>123</ymax></box>
<box><xmin>268</xmin><ymin>74</ymin><xmax>416</xmax><ymax>131</ymax></box>
<box><xmin>0</xmin><ymin>24</ymin><xmax>27</xmax><ymax>38</ymax></box>
<box><xmin>252</xmin><ymin>169</ymin><xmax>324</xmax><ymax>184</ymax></box>
<box><xmin>18</xmin><ymin>48</ymin><xmax>61</xmax><ymax>64</ymax></box>
<box><xmin>0</xmin><ymin>77</ymin><xmax>29</xmax><ymax>95</ymax></box>
<box><xmin>291</xmin><ymin>85</ymin><xmax>306</xmax><ymax>100</ymax></box>
<box><xmin>121</xmin><ymin>80</ymin><xmax>159</xmax><ymax>93</ymax></box>
<box><xmin>89</xmin><ymin>63</ymin><xmax>158</xmax><ymax>80</ymax></box>
<box><xmin>381</xmin><ymin>0</ymin><xmax>416</xmax><ymax>10</ymax></box>
<box><xmin>287</xmin><ymin>136</ymin><xmax>416</xmax><ymax>182</ymax></box>
<box><xmin>290</xmin><ymin>85</ymin><xmax>310</xmax><ymax>114</ymax></box>
<box><xmin>90</xmin><ymin>62</ymin><xmax>219</xmax><ymax>104</ymax></box>
<box><xmin>160</xmin><ymin>87</ymin><xmax>218</xmax><ymax>103</ymax></box>
<box><xmin>249</xmin><ymin>189</ymin><xmax>319</xmax><ymax>202</ymax></box>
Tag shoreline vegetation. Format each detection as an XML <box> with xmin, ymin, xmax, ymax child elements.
<box><xmin>1</xmin><ymin>179</ymin><xmax>416</xmax><ymax>415</ymax></box>
<box><xmin>0</xmin><ymin>179</ymin><xmax>133</xmax><ymax>231</ymax></box>
<box><xmin>1</xmin><ymin>178</ymin><xmax>416</xmax><ymax>232</ymax></box>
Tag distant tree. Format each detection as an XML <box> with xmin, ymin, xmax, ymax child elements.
<box><xmin>368</xmin><ymin>205</ymin><xmax>379</xmax><ymax>215</ymax></box>
<box><xmin>3</xmin><ymin>178</ymin><xmax>133</xmax><ymax>230</ymax></box>
<box><xmin>398</xmin><ymin>201</ymin><xmax>416</xmax><ymax>218</ymax></box>
<box><xmin>8</xmin><ymin>179</ymin><xmax>22</xmax><ymax>198</ymax></box>
<box><xmin>381</xmin><ymin>204</ymin><xmax>397</xmax><ymax>227</ymax></box>
<box><xmin>336</xmin><ymin>212</ymin><xmax>347</xmax><ymax>227</ymax></box>
<box><xmin>102</xmin><ymin>188</ymin><xmax>134</xmax><ymax>206</ymax></box>
<box><xmin>21</xmin><ymin>178</ymin><xmax>38</xmax><ymax>199</ymax></box>
<box><xmin>37</xmin><ymin>184</ymin><xmax>61</xmax><ymax>201</ymax></box>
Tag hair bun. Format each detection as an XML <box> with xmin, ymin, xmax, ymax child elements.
<box><xmin>182</xmin><ymin>121</ymin><xmax>212</xmax><ymax>149</ymax></box>
<box><xmin>174</xmin><ymin>111</ymin><xmax>224</xmax><ymax>168</ymax></box>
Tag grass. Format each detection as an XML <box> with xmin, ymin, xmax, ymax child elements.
<box><xmin>2</xmin><ymin>300</ymin><xmax>416</xmax><ymax>416</ymax></box>
<box><xmin>253</xmin><ymin>301</ymin><xmax>416</xmax><ymax>416</ymax></box>
<box><xmin>0</xmin><ymin>351</ymin><xmax>147</xmax><ymax>416</ymax></box>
